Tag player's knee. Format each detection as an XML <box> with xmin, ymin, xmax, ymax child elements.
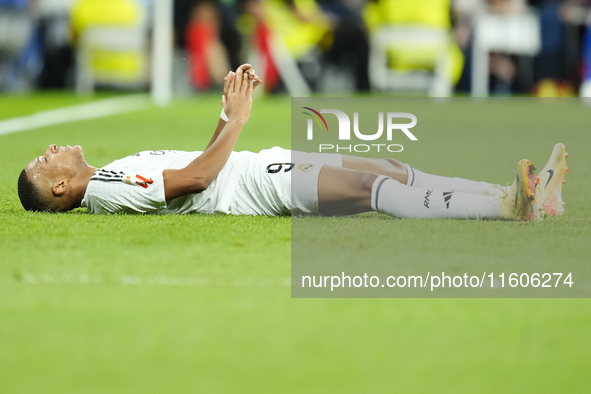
<box><xmin>358</xmin><ymin>171</ymin><xmax>379</xmax><ymax>194</ymax></box>
<box><xmin>384</xmin><ymin>158</ymin><xmax>408</xmax><ymax>184</ymax></box>
<box><xmin>385</xmin><ymin>158</ymin><xmax>405</xmax><ymax>171</ymax></box>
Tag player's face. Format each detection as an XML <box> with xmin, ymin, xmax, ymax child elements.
<box><xmin>26</xmin><ymin>144</ymin><xmax>88</xmax><ymax>188</ymax></box>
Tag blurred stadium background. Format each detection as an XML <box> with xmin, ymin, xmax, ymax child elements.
<box><xmin>1</xmin><ymin>0</ymin><xmax>591</xmax><ymax>99</ymax></box>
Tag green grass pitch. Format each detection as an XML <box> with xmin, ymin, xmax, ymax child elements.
<box><xmin>1</xmin><ymin>94</ymin><xmax>590</xmax><ymax>393</ymax></box>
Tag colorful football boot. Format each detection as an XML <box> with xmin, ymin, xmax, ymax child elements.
<box><xmin>533</xmin><ymin>143</ymin><xmax>569</xmax><ymax>221</ymax></box>
<box><xmin>500</xmin><ymin>159</ymin><xmax>539</xmax><ymax>221</ymax></box>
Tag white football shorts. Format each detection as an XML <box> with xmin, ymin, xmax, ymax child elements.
<box><xmin>230</xmin><ymin>147</ymin><xmax>342</xmax><ymax>216</ymax></box>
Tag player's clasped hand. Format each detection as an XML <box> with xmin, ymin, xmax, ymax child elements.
<box><xmin>222</xmin><ymin>64</ymin><xmax>262</xmax><ymax>124</ymax></box>
<box><xmin>223</xmin><ymin>64</ymin><xmax>262</xmax><ymax>98</ymax></box>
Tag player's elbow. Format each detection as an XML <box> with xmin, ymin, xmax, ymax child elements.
<box><xmin>163</xmin><ymin>169</ymin><xmax>213</xmax><ymax>200</ymax></box>
<box><xmin>181</xmin><ymin>169</ymin><xmax>216</xmax><ymax>193</ymax></box>
<box><xmin>191</xmin><ymin>175</ymin><xmax>212</xmax><ymax>193</ymax></box>
<box><xmin>173</xmin><ymin>176</ymin><xmax>210</xmax><ymax>197</ymax></box>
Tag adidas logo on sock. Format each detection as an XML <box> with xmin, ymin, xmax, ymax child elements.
<box><xmin>443</xmin><ymin>192</ymin><xmax>454</xmax><ymax>209</ymax></box>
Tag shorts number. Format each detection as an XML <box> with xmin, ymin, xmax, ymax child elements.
<box><xmin>266</xmin><ymin>163</ymin><xmax>294</xmax><ymax>174</ymax></box>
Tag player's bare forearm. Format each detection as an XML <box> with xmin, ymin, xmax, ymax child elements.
<box><xmin>206</xmin><ymin>118</ymin><xmax>227</xmax><ymax>150</ymax></box>
<box><xmin>193</xmin><ymin>117</ymin><xmax>246</xmax><ymax>186</ymax></box>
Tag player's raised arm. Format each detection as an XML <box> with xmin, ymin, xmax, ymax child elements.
<box><xmin>206</xmin><ymin>64</ymin><xmax>262</xmax><ymax>150</ymax></box>
<box><xmin>162</xmin><ymin>67</ymin><xmax>256</xmax><ymax>200</ymax></box>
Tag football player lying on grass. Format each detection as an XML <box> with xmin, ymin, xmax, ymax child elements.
<box><xmin>18</xmin><ymin>64</ymin><xmax>568</xmax><ymax>222</ymax></box>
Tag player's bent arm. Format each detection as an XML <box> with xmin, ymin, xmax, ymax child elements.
<box><xmin>163</xmin><ymin>66</ymin><xmax>253</xmax><ymax>201</ymax></box>
<box><xmin>162</xmin><ymin>118</ymin><xmax>247</xmax><ymax>200</ymax></box>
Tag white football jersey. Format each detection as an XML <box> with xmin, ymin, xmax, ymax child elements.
<box><xmin>81</xmin><ymin>147</ymin><xmax>296</xmax><ymax>215</ymax></box>
<box><xmin>82</xmin><ymin>149</ymin><xmax>253</xmax><ymax>214</ymax></box>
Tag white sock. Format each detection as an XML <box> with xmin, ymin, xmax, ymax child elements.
<box><xmin>371</xmin><ymin>176</ymin><xmax>501</xmax><ymax>220</ymax></box>
<box><xmin>405</xmin><ymin>164</ymin><xmax>507</xmax><ymax>196</ymax></box>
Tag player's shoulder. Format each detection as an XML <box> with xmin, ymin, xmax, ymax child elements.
<box><xmin>83</xmin><ymin>167</ymin><xmax>166</xmax><ymax>214</ymax></box>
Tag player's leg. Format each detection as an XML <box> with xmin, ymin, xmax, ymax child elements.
<box><xmin>340</xmin><ymin>155</ymin><xmax>408</xmax><ymax>184</ymax></box>
<box><xmin>341</xmin><ymin>155</ymin><xmax>506</xmax><ymax>196</ymax></box>
<box><xmin>317</xmin><ymin>166</ymin><xmax>502</xmax><ymax>219</ymax></box>
<box><xmin>318</xmin><ymin>160</ymin><xmax>536</xmax><ymax>221</ymax></box>
<box><xmin>317</xmin><ymin>166</ymin><xmax>376</xmax><ymax>216</ymax></box>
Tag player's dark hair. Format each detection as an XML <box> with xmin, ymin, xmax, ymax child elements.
<box><xmin>17</xmin><ymin>169</ymin><xmax>51</xmax><ymax>212</ymax></box>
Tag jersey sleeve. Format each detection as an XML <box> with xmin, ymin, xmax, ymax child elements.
<box><xmin>82</xmin><ymin>169</ymin><xmax>167</xmax><ymax>214</ymax></box>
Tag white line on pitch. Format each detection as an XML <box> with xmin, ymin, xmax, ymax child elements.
<box><xmin>17</xmin><ymin>272</ymin><xmax>291</xmax><ymax>288</ymax></box>
<box><xmin>0</xmin><ymin>94</ymin><xmax>151</xmax><ymax>136</ymax></box>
